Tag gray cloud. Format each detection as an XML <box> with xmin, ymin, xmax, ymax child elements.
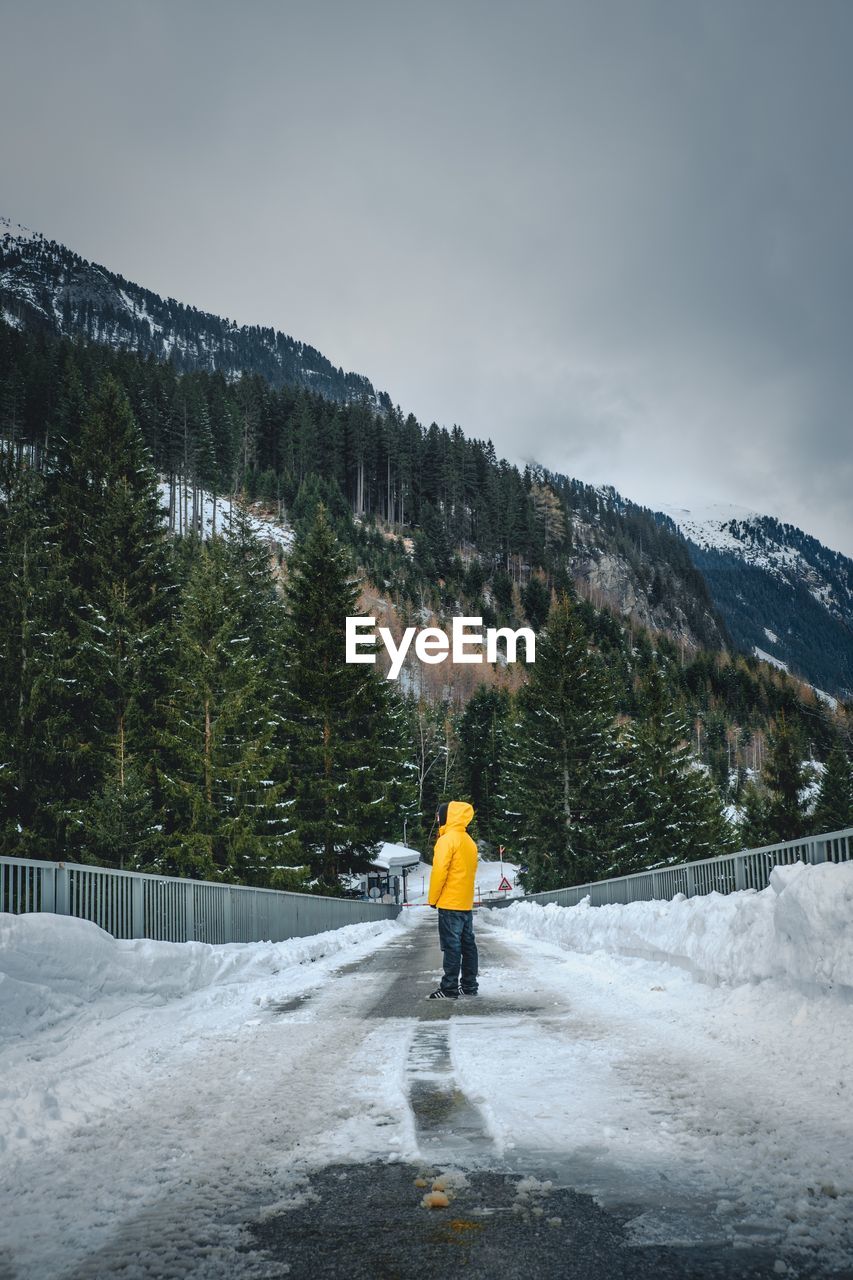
<box><xmin>2</xmin><ymin>0</ymin><xmax>851</xmax><ymax>552</ymax></box>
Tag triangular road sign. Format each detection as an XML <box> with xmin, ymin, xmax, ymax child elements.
<box><xmin>498</xmin><ymin>875</ymin><xmax>513</xmax><ymax>891</ymax></box>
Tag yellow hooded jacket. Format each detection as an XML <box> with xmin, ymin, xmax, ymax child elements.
<box><xmin>428</xmin><ymin>801</ymin><xmax>478</xmax><ymax>910</ymax></box>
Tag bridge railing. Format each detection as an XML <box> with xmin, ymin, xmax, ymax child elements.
<box><xmin>0</xmin><ymin>856</ymin><xmax>400</xmax><ymax>943</ymax></box>
<box><xmin>485</xmin><ymin>826</ymin><xmax>853</xmax><ymax>911</ymax></box>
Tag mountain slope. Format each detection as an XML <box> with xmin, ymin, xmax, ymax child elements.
<box><xmin>2</xmin><ymin>214</ymin><xmax>849</xmax><ymax>693</ymax></box>
<box><xmin>549</xmin><ymin>476</ymin><xmax>729</xmax><ymax>652</ymax></box>
<box><xmin>659</xmin><ymin>504</ymin><xmax>853</xmax><ymax>699</ymax></box>
<box><xmin>0</xmin><ymin>217</ymin><xmax>378</xmax><ymax>404</ymax></box>
<box><xmin>0</xmin><ymin>302</ymin><xmax>732</xmax><ymax>656</ymax></box>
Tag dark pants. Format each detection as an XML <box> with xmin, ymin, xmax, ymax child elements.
<box><xmin>437</xmin><ymin>908</ymin><xmax>478</xmax><ymax>995</ymax></box>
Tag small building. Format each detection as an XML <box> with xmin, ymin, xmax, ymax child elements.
<box><xmin>362</xmin><ymin>842</ymin><xmax>422</xmax><ymax>904</ymax></box>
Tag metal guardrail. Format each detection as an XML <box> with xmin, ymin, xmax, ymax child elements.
<box><xmin>484</xmin><ymin>826</ymin><xmax>853</xmax><ymax>911</ymax></box>
<box><xmin>0</xmin><ymin>857</ymin><xmax>400</xmax><ymax>943</ymax></box>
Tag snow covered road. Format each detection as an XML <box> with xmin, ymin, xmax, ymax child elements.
<box><xmin>2</xmin><ymin>873</ymin><xmax>853</xmax><ymax>1278</ymax></box>
<box><xmin>469</xmin><ymin>916</ymin><xmax>853</xmax><ymax>1267</ymax></box>
<box><xmin>1</xmin><ymin>914</ymin><xmax>420</xmax><ymax>1279</ymax></box>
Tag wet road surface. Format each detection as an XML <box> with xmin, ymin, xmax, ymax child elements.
<box><xmin>244</xmin><ymin>916</ymin><xmax>811</xmax><ymax>1280</ymax></box>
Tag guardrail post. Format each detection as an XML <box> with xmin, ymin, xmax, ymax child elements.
<box><xmin>222</xmin><ymin>886</ymin><xmax>232</xmax><ymax>943</ymax></box>
<box><xmin>41</xmin><ymin>865</ymin><xmax>56</xmax><ymax>912</ymax></box>
<box><xmin>734</xmin><ymin>856</ymin><xmax>746</xmax><ymax>891</ymax></box>
<box><xmin>651</xmin><ymin>870</ymin><xmax>662</xmax><ymax>900</ymax></box>
<box><xmin>185</xmin><ymin>880</ymin><xmax>195</xmax><ymax>943</ymax></box>
<box><xmin>685</xmin><ymin>865</ymin><xmax>695</xmax><ymax>898</ymax></box>
<box><xmin>55</xmin><ymin>865</ymin><xmax>69</xmax><ymax>915</ymax></box>
<box><xmin>131</xmin><ymin>877</ymin><xmax>144</xmax><ymax>938</ymax></box>
<box><xmin>812</xmin><ymin>838</ymin><xmax>827</xmax><ymax>864</ymax></box>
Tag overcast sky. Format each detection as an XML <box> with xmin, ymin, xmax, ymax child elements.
<box><xmin>2</xmin><ymin>0</ymin><xmax>852</xmax><ymax>554</ymax></box>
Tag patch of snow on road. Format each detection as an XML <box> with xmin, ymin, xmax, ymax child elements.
<box><xmin>472</xmin><ymin>869</ymin><xmax>853</xmax><ymax>1267</ymax></box>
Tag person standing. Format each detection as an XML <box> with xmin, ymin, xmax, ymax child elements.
<box><xmin>427</xmin><ymin>801</ymin><xmax>479</xmax><ymax>999</ymax></box>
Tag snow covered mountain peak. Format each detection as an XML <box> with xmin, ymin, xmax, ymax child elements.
<box><xmin>660</xmin><ymin>502</ymin><xmax>851</xmax><ymax>591</ymax></box>
<box><xmin>661</xmin><ymin>502</ymin><xmax>774</xmax><ymax>556</ymax></box>
<box><xmin>658</xmin><ymin>502</ymin><xmax>853</xmax><ymax>699</ymax></box>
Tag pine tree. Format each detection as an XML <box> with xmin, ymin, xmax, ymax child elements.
<box><xmin>521</xmin><ymin>576</ymin><xmax>551</xmax><ymax>631</ymax></box>
<box><xmin>53</xmin><ymin>375</ymin><xmax>175</xmax><ymax>863</ymax></box>
<box><xmin>501</xmin><ymin>594</ymin><xmax>627</xmax><ymax>890</ymax></box>
<box><xmin>621</xmin><ymin>666</ymin><xmax>731</xmax><ymax>870</ymax></box>
<box><xmin>737</xmin><ymin>780</ymin><xmax>770</xmax><ymax>849</ymax></box>
<box><xmin>414</xmin><ymin>501</ymin><xmax>451</xmax><ymax>578</ymax></box>
<box><xmin>458</xmin><ymin>685</ymin><xmax>510</xmax><ymax>847</ymax></box>
<box><xmin>280</xmin><ymin>506</ymin><xmax>411</xmax><ymax>888</ymax></box>
<box><xmin>0</xmin><ymin>453</ymin><xmax>83</xmax><ymax>856</ymax></box>
<box><xmin>764</xmin><ymin>712</ymin><xmax>808</xmax><ymax>842</ymax></box>
<box><xmin>159</xmin><ymin>528</ymin><xmax>287</xmax><ymax>882</ymax></box>
<box><xmin>491</xmin><ymin>570</ymin><xmax>514</xmax><ymax>617</ymax></box>
<box><xmin>812</xmin><ymin>739</ymin><xmax>853</xmax><ymax>834</ymax></box>
<box><xmin>409</xmin><ymin>698</ymin><xmax>464</xmax><ymax>841</ymax></box>
<box><xmin>530</xmin><ymin>482</ymin><xmax>569</xmax><ymax>559</ymax></box>
<box><xmin>80</xmin><ymin>765</ymin><xmax>161</xmax><ymax>870</ymax></box>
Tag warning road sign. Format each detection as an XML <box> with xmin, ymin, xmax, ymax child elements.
<box><xmin>498</xmin><ymin>876</ymin><xmax>513</xmax><ymax>891</ymax></box>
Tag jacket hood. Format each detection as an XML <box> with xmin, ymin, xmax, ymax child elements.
<box><xmin>439</xmin><ymin>800</ymin><xmax>475</xmax><ymax>835</ymax></box>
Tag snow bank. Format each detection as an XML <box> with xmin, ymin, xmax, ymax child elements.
<box><xmin>489</xmin><ymin>861</ymin><xmax>853</xmax><ymax>992</ymax></box>
<box><xmin>0</xmin><ymin>911</ymin><xmax>402</xmax><ymax>1047</ymax></box>
<box><xmin>0</xmin><ymin>911</ymin><xmax>411</xmax><ymax>1159</ymax></box>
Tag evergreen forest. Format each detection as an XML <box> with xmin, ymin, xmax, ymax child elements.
<box><xmin>1</xmin><ymin>318</ymin><xmax>851</xmax><ymax>893</ymax></box>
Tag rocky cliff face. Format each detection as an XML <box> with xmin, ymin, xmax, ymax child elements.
<box><xmin>569</xmin><ymin>513</ymin><xmax>728</xmax><ymax>651</ymax></box>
